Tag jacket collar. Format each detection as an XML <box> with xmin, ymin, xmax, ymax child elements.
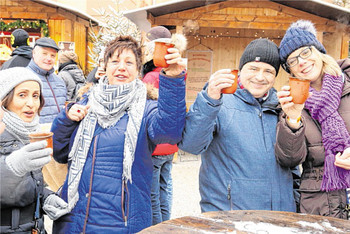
<box><xmin>234</xmin><ymin>86</ymin><xmax>279</xmax><ymax>113</ymax></box>
<box><xmin>28</xmin><ymin>59</ymin><xmax>55</xmax><ymax>76</ymax></box>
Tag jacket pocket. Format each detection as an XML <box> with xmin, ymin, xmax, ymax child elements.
<box><xmin>229</xmin><ymin>178</ymin><xmax>271</xmax><ymax>210</ymax></box>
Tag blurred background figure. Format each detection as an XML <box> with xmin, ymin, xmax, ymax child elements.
<box><xmin>86</xmin><ymin>47</ymin><xmax>105</xmax><ymax>84</ymax></box>
<box><xmin>142</xmin><ymin>25</ymin><xmax>187</xmax><ymax>225</ymax></box>
<box><xmin>0</xmin><ymin>29</ymin><xmax>32</xmax><ymax>70</ymax></box>
<box><xmin>58</xmin><ymin>51</ymin><xmax>86</xmax><ymax>101</ymax></box>
<box><xmin>28</xmin><ymin>37</ymin><xmax>67</xmax><ymax>124</ymax></box>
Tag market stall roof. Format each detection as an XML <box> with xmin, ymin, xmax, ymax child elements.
<box><xmin>124</xmin><ymin>0</ymin><xmax>350</xmax><ymax>24</ymax></box>
<box><xmin>33</xmin><ymin>0</ymin><xmax>100</xmax><ymax>25</ymax></box>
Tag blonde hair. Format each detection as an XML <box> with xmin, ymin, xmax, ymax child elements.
<box><xmin>311</xmin><ymin>46</ymin><xmax>342</xmax><ymax>77</ymax></box>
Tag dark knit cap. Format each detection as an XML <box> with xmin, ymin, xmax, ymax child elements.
<box><xmin>239</xmin><ymin>38</ymin><xmax>280</xmax><ymax>74</ymax></box>
<box><xmin>34</xmin><ymin>37</ymin><xmax>60</xmax><ymax>51</ymax></box>
<box><xmin>11</xmin><ymin>29</ymin><xmax>29</xmax><ymax>47</ymax></box>
<box><xmin>146</xmin><ymin>26</ymin><xmax>171</xmax><ymax>41</ymax></box>
<box><xmin>279</xmin><ymin>20</ymin><xmax>326</xmax><ymax>68</ymax></box>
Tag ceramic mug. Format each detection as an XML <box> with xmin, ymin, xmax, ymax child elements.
<box><xmin>289</xmin><ymin>77</ymin><xmax>310</xmax><ymax>104</ymax></box>
<box><xmin>153</xmin><ymin>41</ymin><xmax>175</xmax><ymax>68</ymax></box>
<box><xmin>221</xmin><ymin>69</ymin><xmax>239</xmax><ymax>94</ymax></box>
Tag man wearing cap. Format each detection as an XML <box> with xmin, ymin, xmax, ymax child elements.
<box><xmin>27</xmin><ymin>37</ymin><xmax>67</xmax><ymax>124</ymax></box>
<box><xmin>0</xmin><ymin>29</ymin><xmax>32</xmax><ymax>70</ymax></box>
<box><xmin>179</xmin><ymin>38</ymin><xmax>296</xmax><ymax>213</ymax></box>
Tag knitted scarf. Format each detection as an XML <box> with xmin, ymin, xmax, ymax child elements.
<box><xmin>2</xmin><ymin>109</ymin><xmax>40</xmax><ymax>144</ymax></box>
<box><xmin>304</xmin><ymin>73</ymin><xmax>350</xmax><ymax>191</ymax></box>
<box><xmin>66</xmin><ymin>77</ymin><xmax>147</xmax><ymax>211</ymax></box>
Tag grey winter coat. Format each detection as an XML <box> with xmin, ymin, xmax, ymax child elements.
<box><xmin>58</xmin><ymin>62</ymin><xmax>86</xmax><ymax>101</ymax></box>
<box><xmin>0</xmin><ymin>130</ymin><xmax>52</xmax><ymax>233</ymax></box>
<box><xmin>275</xmin><ymin>59</ymin><xmax>350</xmax><ymax>219</ymax></box>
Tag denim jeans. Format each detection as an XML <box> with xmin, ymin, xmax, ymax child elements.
<box><xmin>151</xmin><ymin>154</ymin><xmax>174</xmax><ymax>225</ymax></box>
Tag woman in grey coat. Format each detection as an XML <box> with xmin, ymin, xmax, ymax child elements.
<box><xmin>0</xmin><ymin>67</ymin><xmax>68</xmax><ymax>233</ymax></box>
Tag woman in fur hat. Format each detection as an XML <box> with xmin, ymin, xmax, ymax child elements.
<box><xmin>51</xmin><ymin>35</ymin><xmax>186</xmax><ymax>233</ymax></box>
<box><xmin>0</xmin><ymin>67</ymin><xmax>68</xmax><ymax>233</ymax></box>
<box><xmin>276</xmin><ymin>20</ymin><xmax>350</xmax><ymax>219</ymax></box>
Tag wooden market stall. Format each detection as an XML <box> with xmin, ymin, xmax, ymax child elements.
<box><xmin>125</xmin><ymin>0</ymin><xmax>350</xmax><ymax>102</ymax></box>
<box><xmin>0</xmin><ymin>0</ymin><xmax>99</xmax><ymax>73</ymax></box>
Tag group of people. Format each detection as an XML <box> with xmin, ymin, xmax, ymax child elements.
<box><xmin>1</xmin><ymin>18</ymin><xmax>350</xmax><ymax>234</ymax></box>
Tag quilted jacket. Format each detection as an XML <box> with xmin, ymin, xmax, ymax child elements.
<box><xmin>51</xmin><ymin>72</ymin><xmax>186</xmax><ymax>233</ymax></box>
<box><xmin>27</xmin><ymin>60</ymin><xmax>67</xmax><ymax>124</ymax></box>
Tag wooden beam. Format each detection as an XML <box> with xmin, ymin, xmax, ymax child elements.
<box><xmin>340</xmin><ymin>32</ymin><xmax>349</xmax><ymax>59</ymax></box>
<box><xmin>147</xmin><ymin>12</ymin><xmax>155</xmax><ymax>25</ymax></box>
<box><xmin>154</xmin><ymin>17</ymin><xmax>335</xmax><ymax>32</ymax></box>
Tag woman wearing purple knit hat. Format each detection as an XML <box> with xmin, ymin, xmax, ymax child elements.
<box><xmin>276</xmin><ymin>19</ymin><xmax>350</xmax><ymax>219</ymax></box>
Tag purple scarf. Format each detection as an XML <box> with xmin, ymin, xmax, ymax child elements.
<box><xmin>305</xmin><ymin>73</ymin><xmax>350</xmax><ymax>191</ymax></box>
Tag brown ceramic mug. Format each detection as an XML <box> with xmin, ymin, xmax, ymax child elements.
<box><xmin>221</xmin><ymin>69</ymin><xmax>239</xmax><ymax>94</ymax></box>
<box><xmin>29</xmin><ymin>132</ymin><xmax>54</xmax><ymax>149</ymax></box>
<box><xmin>153</xmin><ymin>41</ymin><xmax>175</xmax><ymax>68</ymax></box>
<box><xmin>289</xmin><ymin>77</ymin><xmax>310</xmax><ymax>104</ymax></box>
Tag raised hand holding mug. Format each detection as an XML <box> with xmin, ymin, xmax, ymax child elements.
<box><xmin>289</xmin><ymin>77</ymin><xmax>310</xmax><ymax>104</ymax></box>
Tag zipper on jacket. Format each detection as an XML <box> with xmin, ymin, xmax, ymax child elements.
<box><xmin>82</xmin><ymin>136</ymin><xmax>98</xmax><ymax>233</ymax></box>
<box><xmin>45</xmin><ymin>74</ymin><xmax>61</xmax><ymax>113</ymax></box>
<box><xmin>227</xmin><ymin>183</ymin><xmax>233</xmax><ymax>210</ymax></box>
<box><xmin>121</xmin><ymin>179</ymin><xmax>130</xmax><ymax>227</ymax></box>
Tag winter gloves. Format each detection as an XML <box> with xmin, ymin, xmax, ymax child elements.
<box><xmin>5</xmin><ymin>140</ymin><xmax>52</xmax><ymax>177</ymax></box>
<box><xmin>43</xmin><ymin>194</ymin><xmax>69</xmax><ymax>220</ymax></box>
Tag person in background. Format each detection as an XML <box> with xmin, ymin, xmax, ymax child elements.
<box><xmin>0</xmin><ymin>29</ymin><xmax>32</xmax><ymax>70</ymax></box>
<box><xmin>86</xmin><ymin>48</ymin><xmax>105</xmax><ymax>84</ymax></box>
<box><xmin>179</xmin><ymin>38</ymin><xmax>296</xmax><ymax>213</ymax></box>
<box><xmin>0</xmin><ymin>67</ymin><xmax>68</xmax><ymax>233</ymax></box>
<box><xmin>0</xmin><ymin>101</ymin><xmax>4</xmax><ymax>134</ymax></box>
<box><xmin>27</xmin><ymin>37</ymin><xmax>67</xmax><ymax>124</ymax></box>
<box><xmin>276</xmin><ymin>19</ymin><xmax>350</xmax><ymax>219</ymax></box>
<box><xmin>51</xmin><ymin>35</ymin><xmax>186</xmax><ymax>233</ymax></box>
<box><xmin>142</xmin><ymin>25</ymin><xmax>187</xmax><ymax>225</ymax></box>
<box><xmin>58</xmin><ymin>51</ymin><xmax>86</xmax><ymax>101</ymax></box>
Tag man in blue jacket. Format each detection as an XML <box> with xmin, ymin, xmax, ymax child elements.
<box><xmin>179</xmin><ymin>38</ymin><xmax>296</xmax><ymax>212</ymax></box>
<box><xmin>27</xmin><ymin>37</ymin><xmax>67</xmax><ymax>124</ymax></box>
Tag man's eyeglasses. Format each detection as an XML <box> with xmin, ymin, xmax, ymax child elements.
<box><xmin>285</xmin><ymin>46</ymin><xmax>313</xmax><ymax>68</ymax></box>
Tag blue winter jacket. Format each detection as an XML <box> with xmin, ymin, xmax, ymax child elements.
<box><xmin>179</xmin><ymin>87</ymin><xmax>295</xmax><ymax>213</ymax></box>
<box><xmin>51</xmin><ymin>73</ymin><xmax>186</xmax><ymax>234</ymax></box>
<box><xmin>27</xmin><ymin>60</ymin><xmax>67</xmax><ymax>123</ymax></box>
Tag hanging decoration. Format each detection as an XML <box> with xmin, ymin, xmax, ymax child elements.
<box><xmin>0</xmin><ymin>19</ymin><xmax>49</xmax><ymax>37</ymax></box>
<box><xmin>88</xmin><ymin>5</ymin><xmax>141</xmax><ymax>67</ymax></box>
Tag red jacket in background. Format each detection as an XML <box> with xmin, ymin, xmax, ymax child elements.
<box><xmin>143</xmin><ymin>67</ymin><xmax>179</xmax><ymax>155</ymax></box>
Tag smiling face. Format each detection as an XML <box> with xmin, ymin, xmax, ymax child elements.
<box><xmin>32</xmin><ymin>46</ymin><xmax>57</xmax><ymax>71</ymax></box>
<box><xmin>105</xmin><ymin>48</ymin><xmax>139</xmax><ymax>85</ymax></box>
<box><xmin>288</xmin><ymin>46</ymin><xmax>323</xmax><ymax>83</ymax></box>
<box><xmin>6</xmin><ymin>81</ymin><xmax>41</xmax><ymax>122</ymax></box>
<box><xmin>239</xmin><ymin>61</ymin><xmax>277</xmax><ymax>98</ymax></box>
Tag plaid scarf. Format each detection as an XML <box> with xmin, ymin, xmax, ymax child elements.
<box><xmin>305</xmin><ymin>73</ymin><xmax>350</xmax><ymax>191</ymax></box>
<box><xmin>66</xmin><ymin>77</ymin><xmax>147</xmax><ymax>211</ymax></box>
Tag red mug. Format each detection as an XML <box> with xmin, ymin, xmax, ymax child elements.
<box><xmin>221</xmin><ymin>69</ymin><xmax>239</xmax><ymax>94</ymax></box>
<box><xmin>289</xmin><ymin>77</ymin><xmax>310</xmax><ymax>104</ymax></box>
<box><xmin>153</xmin><ymin>41</ymin><xmax>175</xmax><ymax>68</ymax></box>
